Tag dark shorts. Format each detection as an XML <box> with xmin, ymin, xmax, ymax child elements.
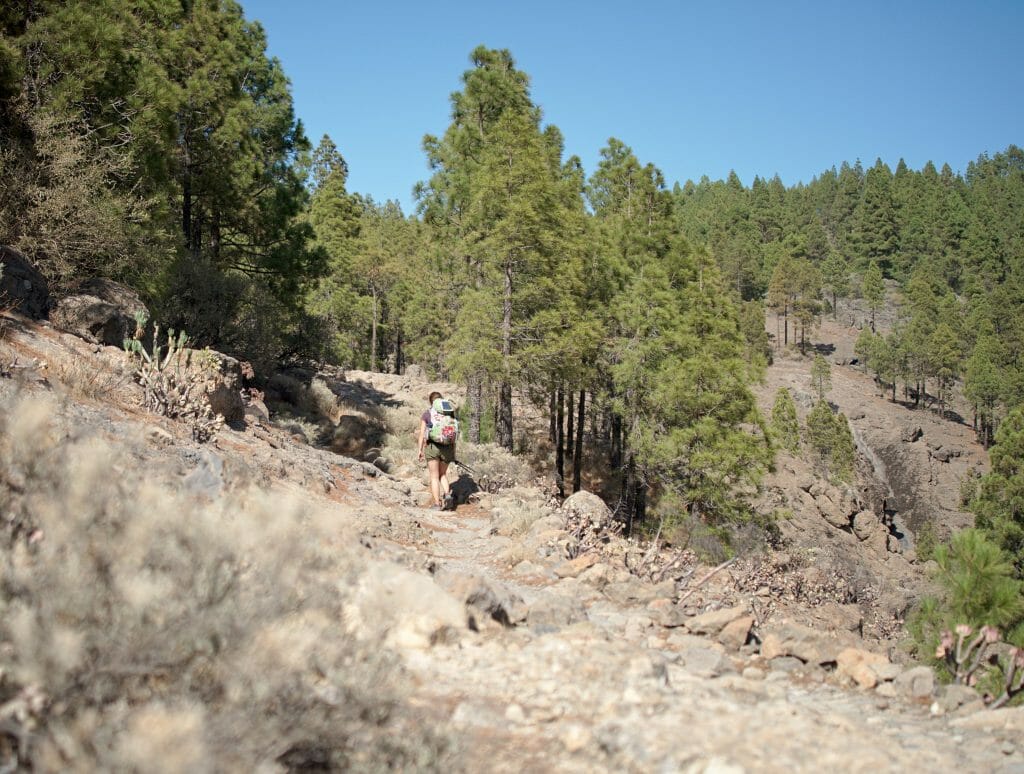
<box><xmin>424</xmin><ymin>441</ymin><xmax>455</xmax><ymax>463</ymax></box>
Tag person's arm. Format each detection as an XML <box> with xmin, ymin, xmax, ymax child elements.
<box><xmin>417</xmin><ymin>418</ymin><xmax>427</xmax><ymax>460</ymax></box>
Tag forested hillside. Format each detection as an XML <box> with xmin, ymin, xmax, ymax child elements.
<box><xmin>2</xmin><ymin>3</ymin><xmax>1024</xmax><ymax>541</ymax></box>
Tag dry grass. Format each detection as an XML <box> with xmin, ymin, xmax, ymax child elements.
<box><xmin>53</xmin><ymin>355</ymin><xmax>131</xmax><ymax>402</ymax></box>
<box><xmin>0</xmin><ymin>391</ymin><xmax>451</xmax><ymax>771</ymax></box>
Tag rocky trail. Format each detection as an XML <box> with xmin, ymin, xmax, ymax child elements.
<box><xmin>1</xmin><ymin>308</ymin><xmax>1022</xmax><ymax>772</ymax></box>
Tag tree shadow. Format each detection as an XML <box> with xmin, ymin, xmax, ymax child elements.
<box><xmin>450</xmin><ymin>468</ymin><xmax>481</xmax><ymax>506</ymax></box>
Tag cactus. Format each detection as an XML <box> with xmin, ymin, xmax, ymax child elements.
<box><xmin>990</xmin><ymin>648</ymin><xmax>1024</xmax><ymax>709</ymax></box>
<box><xmin>124</xmin><ymin>316</ymin><xmax>222</xmax><ymax>442</ymax></box>
<box><xmin>935</xmin><ymin>624</ymin><xmax>1000</xmax><ymax>686</ymax></box>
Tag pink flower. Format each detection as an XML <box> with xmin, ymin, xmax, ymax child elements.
<box><xmin>981</xmin><ymin>625</ymin><xmax>1001</xmax><ymax>643</ymax></box>
<box><xmin>955</xmin><ymin>624</ymin><xmax>973</xmax><ymax>637</ymax></box>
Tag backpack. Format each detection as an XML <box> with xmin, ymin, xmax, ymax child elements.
<box><xmin>428</xmin><ymin>398</ymin><xmax>459</xmax><ymax>445</ymax></box>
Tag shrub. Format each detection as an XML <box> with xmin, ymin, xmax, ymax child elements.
<box><xmin>0</xmin><ymin>393</ymin><xmax>450</xmax><ymax>770</ymax></box>
<box><xmin>770</xmin><ymin>387</ymin><xmax>800</xmax><ymax>453</ymax></box>
<box><xmin>908</xmin><ymin>529</ymin><xmax>1024</xmax><ymax>681</ymax></box>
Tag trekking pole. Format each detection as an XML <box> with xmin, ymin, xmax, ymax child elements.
<box><xmin>451</xmin><ymin>459</ymin><xmax>476</xmax><ymax>477</ymax></box>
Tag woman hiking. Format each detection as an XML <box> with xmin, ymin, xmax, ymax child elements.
<box><xmin>417</xmin><ymin>391</ymin><xmax>457</xmax><ymax>511</ymax></box>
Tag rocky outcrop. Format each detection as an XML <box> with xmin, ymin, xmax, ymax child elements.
<box><xmin>50</xmin><ymin>277</ymin><xmax>148</xmax><ymax>346</ymax></box>
<box><xmin>0</xmin><ymin>246</ymin><xmax>50</xmax><ymax>318</ymax></box>
<box><xmin>183</xmin><ymin>347</ymin><xmax>246</xmax><ymax>424</ymax></box>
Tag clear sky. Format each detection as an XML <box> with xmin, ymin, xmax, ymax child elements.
<box><xmin>241</xmin><ymin>0</ymin><xmax>1022</xmax><ymax>214</ymax></box>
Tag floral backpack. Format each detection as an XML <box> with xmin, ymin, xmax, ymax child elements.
<box><xmin>428</xmin><ymin>398</ymin><xmax>459</xmax><ymax>445</ymax></box>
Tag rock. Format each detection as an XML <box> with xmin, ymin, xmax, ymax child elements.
<box><xmin>852</xmin><ymin>510</ymin><xmax>878</xmax><ymax>541</ymax></box>
<box><xmin>685</xmin><ymin>605</ymin><xmax>750</xmax><ymax>637</ymax></box>
<box><xmin>675</xmin><ymin>646</ymin><xmax>730</xmax><ymax>678</ymax></box>
<box><xmin>815</xmin><ymin>602</ymin><xmax>863</xmax><ymax>634</ymax></box>
<box><xmin>512</xmin><ymin>560</ymin><xmax>546</xmax><ymax>578</ymax></box>
<box><xmin>184</xmin><ymin>348</ymin><xmax>245</xmax><ymax>424</ymax></box>
<box><xmin>0</xmin><ymin>246</ymin><xmax>50</xmax><ymax>318</ymax></box>
<box><xmin>932</xmin><ymin>684</ymin><xmax>981</xmax><ymax>715</ymax></box>
<box><xmin>561</xmin><ymin>490</ymin><xmax>613</xmax><ymax>529</ymax></box>
<box><xmin>886</xmin><ymin>534</ymin><xmax>902</xmax><ymax>553</ymax></box>
<box><xmin>901</xmin><ymin>425</ymin><xmax>923</xmax><ymax>443</ymax></box>
<box><xmin>768</xmin><ymin>656</ymin><xmax>804</xmax><ymax>673</ymax></box>
<box><xmin>759</xmin><ymin>623</ymin><xmax>849</xmax><ymax>665</ymax></box>
<box><xmin>647</xmin><ymin>599</ymin><xmax>687</xmax><ymax>628</ymax></box>
<box><xmin>950</xmin><ymin>706</ymin><xmax>1024</xmax><ymax>732</ymax></box>
<box><xmin>403</xmin><ymin>364</ymin><xmax>425</xmax><ymax>379</ymax></box>
<box><xmin>667</xmin><ymin>632</ymin><xmax>726</xmax><ymax>653</ymax></box>
<box><xmin>244</xmin><ymin>397</ymin><xmax>270</xmax><ymax>423</ymax></box>
<box><xmin>893</xmin><ymin>666</ymin><xmax>935</xmax><ymax>701</ymax></box>
<box><xmin>526</xmin><ymin>595</ymin><xmax>588</xmax><ymax>632</ymax></box>
<box><xmin>51</xmin><ymin>278</ymin><xmax>148</xmax><ymax>347</ymax></box>
<box><xmin>742</xmin><ymin>666</ymin><xmax>766</xmax><ymax>681</ymax></box>
<box><xmin>604</xmin><ymin>577</ymin><xmax>660</xmax><ymax>606</ymax></box>
<box><xmin>578</xmin><ymin>562</ymin><xmax>627</xmax><ymax>589</ymax></box>
<box><xmin>145</xmin><ymin>426</ymin><xmax>174</xmax><ymax>447</ymax></box>
<box><xmin>868</xmin><ymin>662</ymin><xmax>902</xmax><ymax>682</ymax></box>
<box><xmin>815</xmin><ymin>493</ymin><xmax>851</xmax><ymax>529</ymax></box>
<box><xmin>554</xmin><ymin>553</ymin><xmax>599</xmax><ymax>579</ymax></box>
<box><xmin>717</xmin><ymin>615</ymin><xmax>754</xmax><ymax>651</ymax></box>
<box><xmin>504</xmin><ymin>703</ymin><xmax>526</xmax><ymax>723</ymax></box>
<box><xmin>432</xmin><ymin>568</ymin><xmax>527</xmax><ymax>628</ymax></box>
<box><xmin>931</xmin><ymin>448</ymin><xmax>953</xmax><ymax>463</ymax></box>
<box><xmin>343</xmin><ymin>561</ymin><xmax>466</xmax><ymax>650</ymax></box>
<box><xmin>836</xmin><ymin>648</ymin><xmax>890</xmax><ymax>689</ymax></box>
<box><xmin>875</xmin><ymin>682</ymin><xmax>897</xmax><ymax>698</ymax></box>
<box><xmin>560</xmin><ymin>725</ymin><xmax>591</xmax><ymax>753</ymax></box>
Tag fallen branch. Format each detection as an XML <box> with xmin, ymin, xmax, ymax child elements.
<box><xmin>677</xmin><ymin>557</ymin><xmax>738</xmax><ymax>604</ymax></box>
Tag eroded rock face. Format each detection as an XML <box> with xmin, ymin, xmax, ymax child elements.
<box><xmin>183</xmin><ymin>348</ymin><xmax>245</xmax><ymax>424</ymax></box>
<box><xmin>0</xmin><ymin>246</ymin><xmax>50</xmax><ymax>318</ymax></box>
<box><xmin>51</xmin><ymin>278</ymin><xmax>148</xmax><ymax>346</ymax></box>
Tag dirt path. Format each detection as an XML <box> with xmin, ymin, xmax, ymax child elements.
<box><xmin>360</xmin><ymin>379</ymin><xmax>1019</xmax><ymax>773</ymax></box>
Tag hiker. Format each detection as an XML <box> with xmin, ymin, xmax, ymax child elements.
<box><xmin>417</xmin><ymin>391</ymin><xmax>457</xmax><ymax>511</ymax></box>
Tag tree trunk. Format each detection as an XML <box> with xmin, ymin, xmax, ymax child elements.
<box><xmin>369</xmin><ymin>286</ymin><xmax>378</xmax><ymax>372</ymax></box>
<box><xmin>497</xmin><ymin>261</ymin><xmax>514</xmax><ymax>451</ymax></box>
<box><xmin>566</xmin><ymin>391</ymin><xmax>575</xmax><ymax>464</ymax></box>
<box><xmin>395</xmin><ymin>328</ymin><xmax>403</xmax><ymax>375</ymax></box>
<box><xmin>555</xmin><ymin>386</ymin><xmax>565</xmax><ymax>498</ymax></box>
<box><xmin>467</xmin><ymin>375</ymin><xmax>482</xmax><ymax>443</ymax></box>
<box><xmin>832</xmin><ymin>291</ymin><xmax>838</xmax><ymax>320</ymax></box>
<box><xmin>573</xmin><ymin>390</ymin><xmax>585</xmax><ymax>493</ymax></box>
<box><xmin>549</xmin><ymin>389</ymin><xmax>557</xmax><ymax>444</ymax></box>
<box><xmin>611</xmin><ymin>414</ymin><xmax>622</xmax><ymax>470</ymax></box>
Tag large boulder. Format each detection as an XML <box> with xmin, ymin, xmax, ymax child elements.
<box><xmin>50</xmin><ymin>277</ymin><xmax>148</xmax><ymax>346</ymax></box>
<box><xmin>0</xmin><ymin>246</ymin><xmax>50</xmax><ymax>318</ymax></box>
<box><xmin>183</xmin><ymin>348</ymin><xmax>246</xmax><ymax>424</ymax></box>
<box><xmin>561</xmin><ymin>490</ymin><xmax>613</xmax><ymax>529</ymax></box>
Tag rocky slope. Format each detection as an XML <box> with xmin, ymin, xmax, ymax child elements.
<box><xmin>1</xmin><ymin>309</ymin><xmax>1019</xmax><ymax>772</ymax></box>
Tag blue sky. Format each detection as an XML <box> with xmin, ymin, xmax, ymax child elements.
<box><xmin>242</xmin><ymin>0</ymin><xmax>1022</xmax><ymax>214</ymax></box>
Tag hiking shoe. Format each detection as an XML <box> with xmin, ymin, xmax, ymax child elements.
<box><xmin>443</xmin><ymin>494</ymin><xmax>455</xmax><ymax>511</ymax></box>
<box><xmin>427</xmin><ymin>503</ymin><xmax>442</xmax><ymax>511</ymax></box>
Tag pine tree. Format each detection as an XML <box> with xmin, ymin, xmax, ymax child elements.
<box><xmin>861</xmin><ymin>261</ymin><xmax>885</xmax><ymax>331</ymax></box>
<box><xmin>972</xmin><ymin>406</ymin><xmax>1024</xmax><ymax>574</ymax></box>
<box><xmin>909</xmin><ymin>529</ymin><xmax>1024</xmax><ymax>669</ymax></box>
<box><xmin>821</xmin><ymin>249</ymin><xmax>850</xmax><ymax>320</ymax></box>
<box><xmin>771</xmin><ymin>388</ymin><xmax>800</xmax><ymax>453</ymax></box>
<box><xmin>417</xmin><ymin>46</ymin><xmax>536</xmax><ymax>442</ymax></box>
<box><xmin>965</xmin><ymin>331</ymin><xmax>1006</xmax><ymax>447</ymax></box>
<box><xmin>810</xmin><ymin>354</ymin><xmax>831</xmax><ymax>401</ymax></box>
<box><xmin>853</xmin><ymin>159</ymin><xmax>899</xmax><ymax>273</ymax></box>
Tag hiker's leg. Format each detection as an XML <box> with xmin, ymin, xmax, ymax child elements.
<box><xmin>427</xmin><ymin>459</ymin><xmax>442</xmax><ymax>505</ymax></box>
<box><xmin>438</xmin><ymin>461</ymin><xmax>450</xmax><ymax>499</ymax></box>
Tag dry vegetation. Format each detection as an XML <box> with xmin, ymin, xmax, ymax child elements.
<box><xmin>0</xmin><ymin>390</ymin><xmax>450</xmax><ymax>771</ymax></box>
